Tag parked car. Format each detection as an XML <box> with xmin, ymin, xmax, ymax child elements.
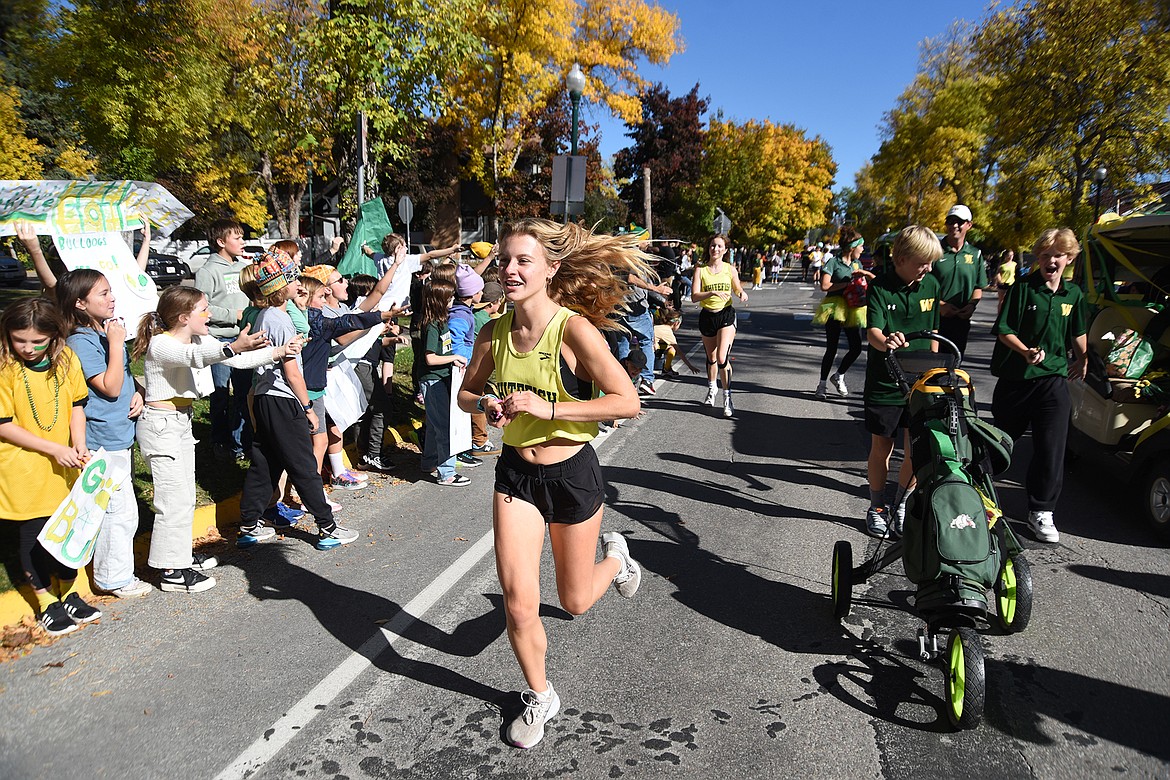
<box><xmin>0</xmin><ymin>252</ymin><xmax>26</xmax><ymax>287</ymax></box>
<box><xmin>1067</xmin><ymin>209</ymin><xmax>1170</xmax><ymax>539</ymax></box>
<box><xmin>144</xmin><ymin>252</ymin><xmax>192</xmax><ymax>287</ymax></box>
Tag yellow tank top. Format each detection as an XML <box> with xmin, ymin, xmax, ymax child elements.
<box><xmin>698</xmin><ymin>264</ymin><xmax>734</xmax><ymax>311</ymax></box>
<box><xmin>491</xmin><ymin>307</ymin><xmax>599</xmax><ymax>447</ymax></box>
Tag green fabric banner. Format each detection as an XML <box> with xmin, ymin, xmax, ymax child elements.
<box><xmin>337</xmin><ymin>197</ymin><xmax>392</xmax><ymax>277</ymax></box>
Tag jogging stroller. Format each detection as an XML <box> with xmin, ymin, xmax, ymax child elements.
<box><xmin>829</xmin><ymin>332</ymin><xmax>1033</xmax><ymax>729</ymax></box>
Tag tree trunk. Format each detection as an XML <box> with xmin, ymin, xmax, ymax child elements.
<box><xmin>259</xmin><ymin>153</ymin><xmax>290</xmax><ymax>237</ymax></box>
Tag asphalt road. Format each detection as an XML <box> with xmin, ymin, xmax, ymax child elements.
<box><xmin>1</xmin><ymin>269</ymin><xmax>1168</xmax><ymax>780</ymax></box>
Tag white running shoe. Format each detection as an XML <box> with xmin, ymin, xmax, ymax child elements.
<box><xmin>723</xmin><ymin>391</ymin><xmax>734</xmax><ymax>418</ymax></box>
<box><xmin>703</xmin><ymin>386</ymin><xmax>717</xmax><ymax>406</ymax></box>
<box><xmin>507</xmin><ymin>682</ymin><xmax>561</xmax><ymax>749</ymax></box>
<box><xmin>601</xmin><ymin>531</ymin><xmax>642</xmax><ymax>598</ymax></box>
<box><xmin>815</xmin><ymin>380</ymin><xmax>829</xmax><ymax>399</ymax></box>
<box><xmin>1028</xmin><ymin>511</ymin><xmax>1059</xmax><ymax>543</ymax></box>
<box><xmin>829</xmin><ymin>372</ymin><xmax>848</xmax><ymax>397</ymax></box>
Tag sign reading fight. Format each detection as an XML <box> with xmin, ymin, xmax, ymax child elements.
<box><xmin>0</xmin><ymin>179</ymin><xmax>195</xmax><ymax>237</ymax></box>
<box><xmin>37</xmin><ymin>448</ymin><xmax>131</xmax><ymax>568</ymax></box>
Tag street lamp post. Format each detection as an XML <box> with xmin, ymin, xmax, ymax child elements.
<box><xmin>1092</xmin><ymin>166</ymin><xmax>1107</xmax><ymax>223</ymax></box>
<box><xmin>307</xmin><ymin>159</ymin><xmax>314</xmax><ymax>262</ymax></box>
<box><xmin>563</xmin><ymin>63</ymin><xmax>585</xmax><ymax>223</ymax></box>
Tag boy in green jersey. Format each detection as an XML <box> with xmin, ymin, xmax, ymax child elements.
<box><xmin>862</xmin><ymin>226</ymin><xmax>944</xmax><ymax>537</ymax></box>
<box><xmin>991</xmin><ymin>228</ymin><xmax>1088</xmax><ymax>543</ymax></box>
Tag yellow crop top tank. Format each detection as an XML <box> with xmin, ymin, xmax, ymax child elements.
<box><xmin>698</xmin><ymin>264</ymin><xmax>734</xmax><ymax>311</ymax></box>
<box><xmin>491</xmin><ymin>307</ymin><xmax>599</xmax><ymax>447</ymax></box>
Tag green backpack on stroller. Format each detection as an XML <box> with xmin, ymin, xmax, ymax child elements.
<box><xmin>898</xmin><ymin>362</ymin><xmax>1020</xmax><ymax>618</ymax></box>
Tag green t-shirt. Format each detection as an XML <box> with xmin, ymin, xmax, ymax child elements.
<box><xmin>286</xmin><ymin>300</ymin><xmax>310</xmax><ymax>336</ymax></box>
<box><xmin>931</xmin><ymin>241</ymin><xmax>987</xmax><ymax>308</ymax></box>
<box><xmin>864</xmin><ymin>270</ymin><xmax>942</xmax><ymax>405</ymax></box>
<box><xmin>419</xmin><ymin>321</ymin><xmax>453</xmax><ymax>384</ymax></box>
<box><xmin>821</xmin><ymin>255</ymin><xmax>860</xmax><ymax>293</ymax></box>
<box><xmin>991</xmin><ymin>274</ymin><xmax>1088</xmax><ymax>380</ymax></box>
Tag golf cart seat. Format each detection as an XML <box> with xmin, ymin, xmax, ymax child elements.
<box><xmin>1071</xmin><ymin>305</ymin><xmax>1162</xmax><ymax>445</ymax></box>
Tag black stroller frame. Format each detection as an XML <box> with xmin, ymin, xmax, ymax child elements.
<box><xmin>829</xmin><ymin>332</ymin><xmax>1033</xmax><ymax>730</ymax></box>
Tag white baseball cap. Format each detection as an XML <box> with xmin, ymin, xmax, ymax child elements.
<box><xmin>946</xmin><ymin>204</ymin><xmax>973</xmax><ymax>222</ymax></box>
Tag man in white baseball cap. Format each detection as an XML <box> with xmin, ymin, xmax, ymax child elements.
<box><xmin>931</xmin><ymin>203</ymin><xmax>986</xmax><ymax>355</ymax></box>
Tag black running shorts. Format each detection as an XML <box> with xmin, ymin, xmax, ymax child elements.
<box><xmin>864</xmin><ymin>401</ymin><xmax>910</xmax><ymax>438</ymax></box>
<box><xmin>698</xmin><ymin>306</ymin><xmax>736</xmax><ymax>337</ymax></box>
<box><xmin>495</xmin><ymin>444</ymin><xmax>605</xmax><ymax>524</ymax></box>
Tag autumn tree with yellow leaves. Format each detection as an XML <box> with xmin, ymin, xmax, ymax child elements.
<box><xmin>444</xmin><ymin>0</ymin><xmax>683</xmax><ymax>196</ymax></box>
<box><xmin>681</xmin><ymin>116</ymin><xmax>835</xmax><ymax>246</ymax></box>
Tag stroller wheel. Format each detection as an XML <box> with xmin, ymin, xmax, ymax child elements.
<box><xmin>945</xmin><ymin>627</ymin><xmax>986</xmax><ymax>730</ymax></box>
<box><xmin>995</xmin><ymin>555</ymin><xmax>1033</xmax><ymax>633</ymax></box>
<box><xmin>831</xmin><ymin>540</ymin><xmax>853</xmax><ymax>620</ymax></box>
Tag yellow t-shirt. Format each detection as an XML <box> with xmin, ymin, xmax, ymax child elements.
<box><xmin>491</xmin><ymin>307</ymin><xmax>598</xmax><ymax>448</ymax></box>
<box><xmin>698</xmin><ymin>264</ymin><xmax>734</xmax><ymax>311</ymax></box>
<box><xmin>0</xmin><ymin>350</ymin><xmax>89</xmax><ymax>520</ymax></box>
<box><xmin>998</xmin><ymin>260</ymin><xmax>1017</xmax><ymax>287</ymax></box>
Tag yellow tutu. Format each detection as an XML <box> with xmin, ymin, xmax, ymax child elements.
<box><xmin>812</xmin><ymin>295</ymin><xmax>866</xmax><ymax>328</ymax></box>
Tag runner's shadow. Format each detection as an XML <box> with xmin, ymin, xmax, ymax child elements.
<box><xmin>237</xmin><ymin>546</ymin><xmax>512</xmax><ymax>705</ymax></box>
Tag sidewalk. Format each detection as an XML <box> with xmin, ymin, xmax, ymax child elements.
<box><xmin>0</xmin><ymin>418</ymin><xmax>424</xmax><ymax>629</ymax></box>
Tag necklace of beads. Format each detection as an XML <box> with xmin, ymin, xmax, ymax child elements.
<box><xmin>18</xmin><ymin>363</ymin><xmax>61</xmax><ymax>432</ymax></box>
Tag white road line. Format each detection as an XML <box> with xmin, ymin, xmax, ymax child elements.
<box><xmin>215</xmin><ymin>432</ymin><xmax>622</xmax><ymax>780</ymax></box>
<box><xmin>213</xmin><ymin>531</ymin><xmax>495</xmax><ymax>780</ymax></box>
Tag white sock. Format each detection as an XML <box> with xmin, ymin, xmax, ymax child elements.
<box><xmin>327</xmin><ymin>452</ymin><xmax>346</xmax><ymax>476</ymax></box>
<box><xmin>530</xmin><ymin>682</ymin><xmax>553</xmax><ymax>700</ymax></box>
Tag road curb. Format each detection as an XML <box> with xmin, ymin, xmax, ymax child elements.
<box><xmin>0</xmin><ymin>420</ymin><xmax>423</xmax><ymax>629</ymax></box>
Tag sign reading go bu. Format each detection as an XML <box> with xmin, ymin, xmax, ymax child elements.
<box><xmin>37</xmin><ymin>448</ymin><xmax>132</xmax><ymax>568</ymax></box>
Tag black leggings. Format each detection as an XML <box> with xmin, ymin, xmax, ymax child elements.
<box><xmin>6</xmin><ymin>517</ymin><xmax>77</xmax><ymax>591</ymax></box>
<box><xmin>821</xmin><ymin>321</ymin><xmax>862</xmax><ymax>380</ymax></box>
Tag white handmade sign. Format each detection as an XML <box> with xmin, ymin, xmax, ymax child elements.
<box><xmin>38</xmin><ymin>448</ymin><xmax>131</xmax><ymax>568</ymax></box>
<box><xmin>53</xmin><ymin>231</ymin><xmax>159</xmax><ymax>333</ymax></box>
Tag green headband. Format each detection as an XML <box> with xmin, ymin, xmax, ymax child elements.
<box><xmin>850</xmin><ymin>237</ymin><xmax>864</xmax><ymax>249</ymax></box>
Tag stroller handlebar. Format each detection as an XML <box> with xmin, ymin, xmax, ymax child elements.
<box><xmin>885</xmin><ymin>331</ymin><xmax>964</xmax><ymax>396</ymax></box>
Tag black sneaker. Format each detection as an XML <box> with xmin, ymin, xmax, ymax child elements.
<box><xmin>160</xmin><ymin>568</ymin><xmax>216</xmax><ymax>593</ymax></box>
<box><xmin>62</xmin><ymin>593</ymin><xmax>102</xmax><ymax>623</ymax></box>
<box><xmin>39</xmin><ymin>601</ymin><xmax>78</xmax><ymax>636</ymax></box>
<box><xmin>191</xmin><ymin>552</ymin><xmax>219</xmax><ymax>571</ymax></box>
<box><xmin>457</xmin><ymin>452</ymin><xmax>483</xmax><ymax>468</ymax></box>
<box><xmin>358</xmin><ymin>453</ymin><xmax>395</xmax><ymax>473</ymax></box>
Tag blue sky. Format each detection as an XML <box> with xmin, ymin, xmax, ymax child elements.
<box><xmin>585</xmin><ymin>0</ymin><xmax>993</xmax><ymax>192</ymax></box>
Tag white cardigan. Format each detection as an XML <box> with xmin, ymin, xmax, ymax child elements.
<box><xmin>142</xmin><ymin>333</ymin><xmax>279</xmax><ymax>403</ymax></box>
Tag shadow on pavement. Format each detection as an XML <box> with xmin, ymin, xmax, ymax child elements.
<box><xmin>986</xmin><ymin>657</ymin><xmax>1170</xmax><ymax>760</ymax></box>
<box><xmin>1066</xmin><ymin>563</ymin><xmax>1170</xmax><ymax>598</ymax></box>
<box><xmin>236</xmin><ymin>545</ymin><xmax>529</xmax><ymax>707</ymax></box>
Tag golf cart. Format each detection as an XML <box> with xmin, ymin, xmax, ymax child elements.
<box><xmin>1068</xmin><ymin>209</ymin><xmax>1170</xmax><ymax>539</ymax></box>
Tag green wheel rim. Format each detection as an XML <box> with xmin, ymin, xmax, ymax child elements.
<box><xmin>997</xmin><ymin>559</ymin><xmax>1017</xmax><ymax>626</ymax></box>
<box><xmin>949</xmin><ymin>635</ymin><xmax>966</xmax><ymax>720</ymax></box>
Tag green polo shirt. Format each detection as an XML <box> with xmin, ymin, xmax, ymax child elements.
<box><xmin>991</xmin><ymin>273</ymin><xmax>1088</xmax><ymax>380</ymax></box>
<box><xmin>820</xmin><ymin>254</ymin><xmax>859</xmax><ymax>292</ymax></box>
<box><xmin>931</xmin><ymin>240</ymin><xmax>987</xmax><ymax>308</ymax></box>
<box><xmin>864</xmin><ymin>270</ymin><xmax>942</xmax><ymax>405</ymax></box>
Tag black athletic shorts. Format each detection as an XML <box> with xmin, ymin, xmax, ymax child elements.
<box><xmin>864</xmin><ymin>401</ymin><xmax>909</xmax><ymax>438</ymax></box>
<box><xmin>495</xmin><ymin>444</ymin><xmax>605</xmax><ymax>524</ymax></box>
<box><xmin>698</xmin><ymin>306</ymin><xmax>736</xmax><ymax>337</ymax></box>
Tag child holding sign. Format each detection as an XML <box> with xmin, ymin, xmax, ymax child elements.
<box><xmin>18</xmin><ymin>221</ymin><xmax>154</xmax><ymax>598</ymax></box>
<box><xmin>0</xmin><ymin>298</ymin><xmax>99</xmax><ymax>636</ymax></box>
